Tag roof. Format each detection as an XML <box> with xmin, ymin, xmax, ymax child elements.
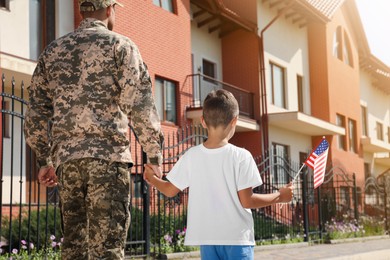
<box><xmin>303</xmin><ymin>0</ymin><xmax>345</xmax><ymax>20</ymax></box>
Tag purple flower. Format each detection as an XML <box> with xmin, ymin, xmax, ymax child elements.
<box><xmin>52</xmin><ymin>242</ymin><xmax>57</xmax><ymax>248</ymax></box>
<box><xmin>12</xmin><ymin>248</ymin><xmax>18</xmax><ymax>254</ymax></box>
<box><xmin>50</xmin><ymin>235</ymin><xmax>56</xmax><ymax>241</ymax></box>
<box><xmin>21</xmin><ymin>240</ymin><xmax>27</xmax><ymax>245</ymax></box>
<box><xmin>163</xmin><ymin>234</ymin><xmax>172</xmax><ymax>244</ymax></box>
<box><xmin>30</xmin><ymin>243</ymin><xmax>34</xmax><ymax>249</ymax></box>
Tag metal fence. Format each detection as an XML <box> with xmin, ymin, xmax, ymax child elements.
<box><xmin>1</xmin><ymin>75</ymin><xmax>389</xmax><ymax>258</ymax></box>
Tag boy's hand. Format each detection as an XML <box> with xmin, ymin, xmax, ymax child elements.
<box><xmin>146</xmin><ymin>164</ymin><xmax>163</xmax><ymax>178</ymax></box>
<box><xmin>143</xmin><ymin>164</ymin><xmax>158</xmax><ymax>185</ymax></box>
<box><xmin>279</xmin><ymin>182</ymin><xmax>294</xmax><ymax>203</ymax></box>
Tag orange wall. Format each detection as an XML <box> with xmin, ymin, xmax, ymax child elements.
<box><xmin>308</xmin><ymin>8</ymin><xmax>364</xmax><ymax>187</ymax></box>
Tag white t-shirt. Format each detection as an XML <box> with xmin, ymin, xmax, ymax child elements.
<box><xmin>166</xmin><ymin>143</ymin><xmax>263</xmax><ymax>246</ymax></box>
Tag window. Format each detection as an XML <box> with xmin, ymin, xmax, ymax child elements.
<box><xmin>155</xmin><ymin>77</ymin><xmax>177</xmax><ymax>124</ymax></box>
<box><xmin>153</xmin><ymin>0</ymin><xmax>174</xmax><ymax>13</ymax></box>
<box><xmin>336</xmin><ymin>114</ymin><xmax>346</xmax><ymax>150</ymax></box>
<box><xmin>348</xmin><ymin>119</ymin><xmax>357</xmax><ymax>153</ymax></box>
<box><xmin>343</xmin><ymin>32</ymin><xmax>353</xmax><ymax>67</ymax></box>
<box><xmin>333</xmin><ymin>27</ymin><xmax>342</xmax><ymax>60</ymax></box>
<box><xmin>376</xmin><ymin>122</ymin><xmax>383</xmax><ymax>141</ymax></box>
<box><xmin>364</xmin><ymin>163</ymin><xmax>370</xmax><ymax>181</ymax></box>
<box><xmin>272</xmin><ymin>143</ymin><xmax>289</xmax><ymax>185</ymax></box>
<box><xmin>297</xmin><ymin>75</ymin><xmax>304</xmax><ymax>112</ymax></box>
<box><xmin>0</xmin><ymin>0</ymin><xmax>7</xmax><ymax>8</ymax></box>
<box><xmin>361</xmin><ymin>106</ymin><xmax>368</xmax><ymax>136</ymax></box>
<box><xmin>270</xmin><ymin>62</ymin><xmax>286</xmax><ymax>108</ymax></box>
<box><xmin>388</xmin><ymin>127</ymin><xmax>390</xmax><ymax>143</ymax></box>
<box><xmin>202</xmin><ymin>59</ymin><xmax>216</xmax><ymax>80</ymax></box>
<box><xmin>333</xmin><ymin>26</ymin><xmax>353</xmax><ymax>67</ymax></box>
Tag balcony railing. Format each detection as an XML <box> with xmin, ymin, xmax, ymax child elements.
<box><xmin>186</xmin><ymin>73</ymin><xmax>255</xmax><ymax>119</ymax></box>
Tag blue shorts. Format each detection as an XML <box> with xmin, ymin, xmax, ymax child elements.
<box><xmin>200</xmin><ymin>245</ymin><xmax>254</xmax><ymax>260</ymax></box>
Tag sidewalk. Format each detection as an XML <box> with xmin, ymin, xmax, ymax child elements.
<box><xmin>158</xmin><ymin>235</ymin><xmax>390</xmax><ymax>260</ymax></box>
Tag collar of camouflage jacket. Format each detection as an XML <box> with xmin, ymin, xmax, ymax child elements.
<box><xmin>78</xmin><ymin>18</ymin><xmax>108</xmax><ymax>30</ymax></box>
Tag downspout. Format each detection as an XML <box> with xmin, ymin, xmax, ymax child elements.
<box><xmin>258</xmin><ymin>2</ymin><xmax>295</xmax><ymax>157</ymax></box>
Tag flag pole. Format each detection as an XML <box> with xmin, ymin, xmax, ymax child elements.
<box><xmin>279</xmin><ymin>136</ymin><xmax>327</xmax><ymax>209</ymax></box>
<box><xmin>279</xmin><ymin>163</ymin><xmax>306</xmax><ymax>209</ymax></box>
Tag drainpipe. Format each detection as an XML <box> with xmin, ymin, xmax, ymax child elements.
<box><xmin>258</xmin><ymin>2</ymin><xmax>295</xmax><ymax>158</ymax></box>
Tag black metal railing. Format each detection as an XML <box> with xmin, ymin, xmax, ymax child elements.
<box><xmin>185</xmin><ymin>73</ymin><xmax>255</xmax><ymax>119</ymax></box>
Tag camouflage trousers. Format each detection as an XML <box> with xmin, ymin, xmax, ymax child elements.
<box><xmin>57</xmin><ymin>158</ymin><xmax>131</xmax><ymax>260</ymax></box>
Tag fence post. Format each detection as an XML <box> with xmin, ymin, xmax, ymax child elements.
<box><xmin>384</xmin><ymin>180</ymin><xmax>388</xmax><ymax>233</ymax></box>
<box><xmin>353</xmin><ymin>173</ymin><xmax>359</xmax><ymax>220</ymax></box>
<box><xmin>317</xmin><ymin>188</ymin><xmax>323</xmax><ymax>240</ymax></box>
<box><xmin>142</xmin><ymin>151</ymin><xmax>150</xmax><ymax>257</ymax></box>
<box><xmin>301</xmin><ymin>170</ymin><xmax>309</xmax><ymax>242</ymax></box>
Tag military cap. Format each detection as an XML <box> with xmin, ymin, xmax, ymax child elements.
<box><xmin>79</xmin><ymin>0</ymin><xmax>124</xmax><ymax>12</ymax></box>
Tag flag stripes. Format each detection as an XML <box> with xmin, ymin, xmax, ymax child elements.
<box><xmin>304</xmin><ymin>138</ymin><xmax>329</xmax><ymax>189</ymax></box>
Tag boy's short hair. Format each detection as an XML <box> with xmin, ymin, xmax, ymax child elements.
<box><xmin>202</xmin><ymin>89</ymin><xmax>239</xmax><ymax>128</ymax></box>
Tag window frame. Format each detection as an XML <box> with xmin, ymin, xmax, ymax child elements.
<box><xmin>297</xmin><ymin>75</ymin><xmax>304</xmax><ymax>112</ymax></box>
<box><xmin>154</xmin><ymin>76</ymin><xmax>177</xmax><ymax>124</ymax></box>
<box><xmin>376</xmin><ymin>122</ymin><xmax>384</xmax><ymax>141</ymax></box>
<box><xmin>202</xmin><ymin>59</ymin><xmax>217</xmax><ymax>81</ymax></box>
<box><xmin>336</xmin><ymin>114</ymin><xmax>346</xmax><ymax>150</ymax></box>
<box><xmin>361</xmin><ymin>105</ymin><xmax>368</xmax><ymax>136</ymax></box>
<box><xmin>0</xmin><ymin>0</ymin><xmax>8</xmax><ymax>9</ymax></box>
<box><xmin>271</xmin><ymin>142</ymin><xmax>290</xmax><ymax>186</ymax></box>
<box><xmin>153</xmin><ymin>0</ymin><xmax>175</xmax><ymax>13</ymax></box>
<box><xmin>348</xmin><ymin>118</ymin><xmax>357</xmax><ymax>153</ymax></box>
<box><xmin>270</xmin><ymin>62</ymin><xmax>286</xmax><ymax>109</ymax></box>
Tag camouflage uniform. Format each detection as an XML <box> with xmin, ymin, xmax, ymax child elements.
<box><xmin>24</xmin><ymin>8</ymin><xmax>163</xmax><ymax>259</ymax></box>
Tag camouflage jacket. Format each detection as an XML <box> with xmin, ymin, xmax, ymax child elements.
<box><xmin>24</xmin><ymin>18</ymin><xmax>164</xmax><ymax>168</ymax></box>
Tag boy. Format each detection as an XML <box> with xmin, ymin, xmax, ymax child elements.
<box><xmin>144</xmin><ymin>89</ymin><xmax>293</xmax><ymax>260</ymax></box>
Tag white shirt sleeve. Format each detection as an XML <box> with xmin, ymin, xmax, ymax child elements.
<box><xmin>236</xmin><ymin>150</ymin><xmax>263</xmax><ymax>191</ymax></box>
<box><xmin>166</xmin><ymin>152</ymin><xmax>190</xmax><ymax>191</ymax></box>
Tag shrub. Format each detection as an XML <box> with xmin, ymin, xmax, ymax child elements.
<box><xmin>1</xmin><ymin>205</ymin><xmax>62</xmax><ymax>252</ymax></box>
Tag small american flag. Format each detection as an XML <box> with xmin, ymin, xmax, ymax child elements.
<box><xmin>305</xmin><ymin>139</ymin><xmax>329</xmax><ymax>189</ymax></box>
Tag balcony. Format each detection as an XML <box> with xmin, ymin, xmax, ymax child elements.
<box><xmin>374</xmin><ymin>153</ymin><xmax>390</xmax><ymax>167</ymax></box>
<box><xmin>185</xmin><ymin>73</ymin><xmax>259</xmax><ymax>132</ymax></box>
<box><xmin>361</xmin><ymin>136</ymin><xmax>390</xmax><ymax>153</ymax></box>
<box><xmin>268</xmin><ymin>111</ymin><xmax>345</xmax><ymax>136</ymax></box>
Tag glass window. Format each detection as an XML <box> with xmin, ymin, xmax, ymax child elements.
<box><xmin>272</xmin><ymin>143</ymin><xmax>289</xmax><ymax>186</ymax></box>
<box><xmin>202</xmin><ymin>59</ymin><xmax>216</xmax><ymax>80</ymax></box>
<box><xmin>333</xmin><ymin>27</ymin><xmax>342</xmax><ymax>60</ymax></box>
<box><xmin>361</xmin><ymin>106</ymin><xmax>368</xmax><ymax>136</ymax></box>
<box><xmin>336</xmin><ymin>114</ymin><xmax>346</xmax><ymax>150</ymax></box>
<box><xmin>155</xmin><ymin>77</ymin><xmax>177</xmax><ymax>124</ymax></box>
<box><xmin>297</xmin><ymin>75</ymin><xmax>304</xmax><ymax>112</ymax></box>
<box><xmin>376</xmin><ymin>122</ymin><xmax>383</xmax><ymax>141</ymax></box>
<box><xmin>270</xmin><ymin>62</ymin><xmax>286</xmax><ymax>108</ymax></box>
<box><xmin>348</xmin><ymin>119</ymin><xmax>357</xmax><ymax>153</ymax></box>
<box><xmin>343</xmin><ymin>32</ymin><xmax>353</xmax><ymax>67</ymax></box>
<box><xmin>153</xmin><ymin>0</ymin><xmax>174</xmax><ymax>13</ymax></box>
<box><xmin>0</xmin><ymin>0</ymin><xmax>7</xmax><ymax>8</ymax></box>
<box><xmin>388</xmin><ymin>127</ymin><xmax>390</xmax><ymax>143</ymax></box>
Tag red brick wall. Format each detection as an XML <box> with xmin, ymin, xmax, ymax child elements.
<box><xmin>73</xmin><ymin>0</ymin><xmax>192</xmax><ymax>128</ymax></box>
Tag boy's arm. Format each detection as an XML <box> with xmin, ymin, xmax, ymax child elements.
<box><xmin>144</xmin><ymin>165</ymin><xmax>181</xmax><ymax>198</ymax></box>
<box><xmin>238</xmin><ymin>183</ymin><xmax>293</xmax><ymax>209</ymax></box>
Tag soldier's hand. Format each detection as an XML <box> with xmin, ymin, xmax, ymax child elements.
<box><xmin>38</xmin><ymin>166</ymin><xmax>57</xmax><ymax>187</ymax></box>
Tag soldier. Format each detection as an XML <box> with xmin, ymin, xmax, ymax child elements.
<box><xmin>24</xmin><ymin>0</ymin><xmax>164</xmax><ymax>259</ymax></box>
